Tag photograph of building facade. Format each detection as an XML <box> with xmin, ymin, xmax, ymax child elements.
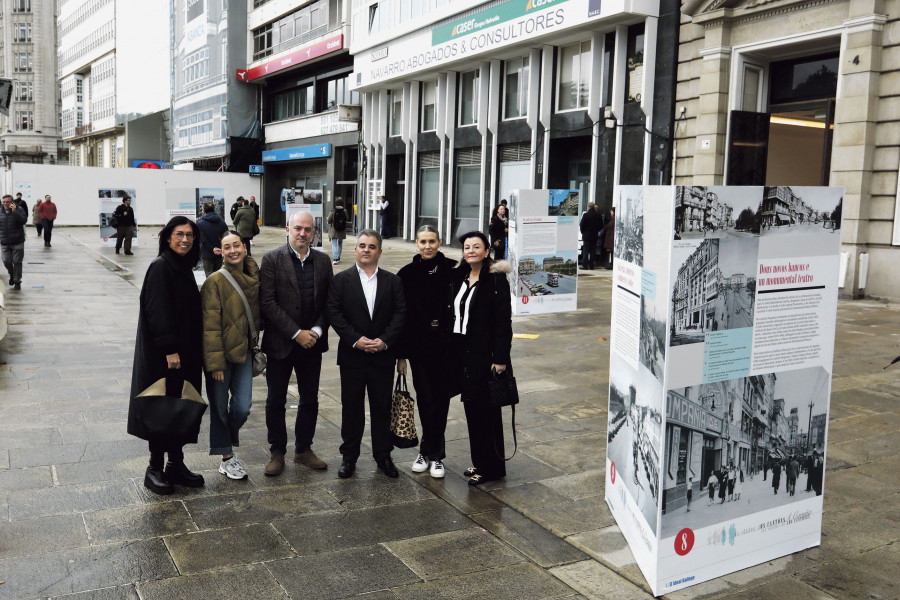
<box><xmin>0</xmin><ymin>0</ymin><xmax>61</xmax><ymax>166</ymax></box>
<box><xmin>244</xmin><ymin>0</ymin><xmax>362</xmax><ymax>227</ymax></box>
<box><xmin>614</xmin><ymin>186</ymin><xmax>644</xmax><ymax>265</ymax></box>
<box><xmin>347</xmin><ymin>0</ymin><xmax>680</xmax><ymax>242</ymax></box>
<box><xmin>660</xmin><ymin>366</ymin><xmax>828</xmax><ymax>536</ymax></box>
<box><xmin>675</xmin><ymin>0</ymin><xmax>900</xmax><ymax>301</ymax></box>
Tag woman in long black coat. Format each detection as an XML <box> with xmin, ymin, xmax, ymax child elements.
<box><xmin>449</xmin><ymin>231</ymin><xmax>513</xmax><ymax>486</ymax></box>
<box><xmin>396</xmin><ymin>225</ymin><xmax>457</xmax><ymax>478</ymax></box>
<box><xmin>128</xmin><ymin>216</ymin><xmax>205</xmax><ymax>495</ymax></box>
<box><xmin>488</xmin><ymin>205</ymin><xmax>508</xmax><ymax>260</ymax></box>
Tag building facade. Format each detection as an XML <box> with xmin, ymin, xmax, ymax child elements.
<box><xmin>244</xmin><ymin>0</ymin><xmax>360</xmax><ymax>227</ymax></box>
<box><xmin>676</xmin><ymin>0</ymin><xmax>900</xmax><ymax>301</ymax></box>
<box><xmin>172</xmin><ymin>0</ymin><xmax>258</xmax><ymax>172</ymax></box>
<box><xmin>348</xmin><ymin>0</ymin><xmax>680</xmax><ymax>242</ymax></box>
<box><xmin>0</xmin><ymin>0</ymin><xmax>61</xmax><ymax>166</ymax></box>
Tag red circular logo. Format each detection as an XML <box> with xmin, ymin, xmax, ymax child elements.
<box><xmin>674</xmin><ymin>528</ymin><xmax>695</xmax><ymax>556</ymax></box>
<box><xmin>522</xmin><ymin>295</ymin><xmax>529</xmax><ymax>304</ymax></box>
<box><xmin>610</xmin><ymin>461</ymin><xmax>616</xmax><ymax>483</ymax></box>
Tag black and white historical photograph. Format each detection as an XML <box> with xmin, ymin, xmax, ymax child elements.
<box><xmin>195</xmin><ymin>187</ymin><xmax>225</xmax><ymax>220</ymax></box>
<box><xmin>614</xmin><ymin>186</ymin><xmax>644</xmax><ymax>266</ymax></box>
<box><xmin>670</xmin><ymin>236</ymin><xmax>759</xmax><ymax>346</ymax></box>
<box><xmin>607</xmin><ymin>353</ymin><xmax>663</xmax><ymax>531</ymax></box>
<box><xmin>640</xmin><ymin>294</ymin><xmax>667</xmax><ymax>383</ymax></box>
<box><xmin>759</xmin><ymin>186</ymin><xmax>842</xmax><ymax>235</ymax></box>
<box><xmin>674</xmin><ymin>186</ymin><xmax>763</xmax><ymax>239</ymax></box>
<box><xmin>659</xmin><ymin>366</ymin><xmax>829</xmax><ymax>538</ymax></box>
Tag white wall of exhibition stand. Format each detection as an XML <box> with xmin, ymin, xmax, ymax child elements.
<box><xmin>604</xmin><ymin>185</ymin><xmax>842</xmax><ymax>595</ymax></box>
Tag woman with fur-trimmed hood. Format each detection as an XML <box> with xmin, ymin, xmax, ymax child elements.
<box><xmin>449</xmin><ymin>230</ymin><xmax>513</xmax><ymax>486</ymax></box>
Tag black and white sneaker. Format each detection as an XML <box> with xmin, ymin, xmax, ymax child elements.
<box><xmin>411</xmin><ymin>454</ymin><xmax>429</xmax><ymax>473</ymax></box>
<box><xmin>429</xmin><ymin>460</ymin><xmax>445</xmax><ymax>479</ymax></box>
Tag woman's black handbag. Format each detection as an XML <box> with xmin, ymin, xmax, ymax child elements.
<box><xmin>489</xmin><ymin>366</ymin><xmax>518</xmax><ymax>461</ymax></box>
<box><xmin>390</xmin><ymin>374</ymin><xmax>419</xmax><ymax>449</ymax></box>
<box><xmin>128</xmin><ymin>373</ymin><xmax>208</xmax><ymax>444</ymax></box>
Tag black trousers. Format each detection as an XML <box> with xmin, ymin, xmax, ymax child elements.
<box><xmin>463</xmin><ymin>396</ymin><xmax>506</xmax><ymax>480</ymax></box>
<box><xmin>583</xmin><ymin>235</ymin><xmax>599</xmax><ymax>268</ymax></box>
<box><xmin>409</xmin><ymin>358</ymin><xmax>452</xmax><ymax>461</ymax></box>
<box><xmin>265</xmin><ymin>347</ymin><xmax>322</xmax><ymax>455</ymax></box>
<box><xmin>148</xmin><ymin>439</ymin><xmax>185</xmax><ymax>468</ymax></box>
<box><xmin>339</xmin><ymin>363</ymin><xmax>394</xmax><ymax>462</ymax></box>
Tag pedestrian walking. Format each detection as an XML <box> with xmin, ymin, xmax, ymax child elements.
<box><xmin>772</xmin><ymin>459</ymin><xmax>782</xmax><ymax>494</ymax></box>
<box><xmin>32</xmin><ymin>197</ymin><xmax>43</xmax><ymax>237</ymax></box>
<box><xmin>449</xmin><ymin>231</ymin><xmax>513</xmax><ymax>487</ymax></box>
<box><xmin>734</xmin><ymin>469</ymin><xmax>743</xmax><ymax>501</ymax></box>
<box><xmin>378</xmin><ymin>195</ymin><xmax>392</xmax><ymax>238</ymax></box>
<box><xmin>727</xmin><ymin>463</ymin><xmax>736</xmax><ymax>501</ymax></box>
<box><xmin>580</xmin><ymin>203</ymin><xmax>603</xmax><ymax>269</ymax></box>
<box><xmin>113</xmin><ymin>195</ymin><xmax>137</xmax><ymax>255</ymax></box>
<box><xmin>232</xmin><ymin>197</ymin><xmax>257</xmax><ymax>256</ymax></box>
<box><xmin>787</xmin><ymin>455</ymin><xmax>800</xmax><ymax>496</ymax></box>
<box><xmin>326</xmin><ymin>198</ymin><xmax>349</xmax><ymax>264</ymax></box>
<box><xmin>128</xmin><ymin>216</ymin><xmax>205</xmax><ymax>495</ymax></box>
<box><xmin>396</xmin><ymin>225</ymin><xmax>456</xmax><ymax>479</ymax></box>
<box><xmin>327</xmin><ymin>229</ymin><xmax>406</xmax><ymax>479</ymax></box>
<box><xmin>38</xmin><ymin>195</ymin><xmax>57</xmax><ymax>247</ymax></box>
<box><xmin>197</xmin><ymin>202</ymin><xmax>229</xmax><ymax>276</ymax></box>
<box><xmin>599</xmin><ymin>207</ymin><xmax>616</xmax><ymax>269</ymax></box>
<box><xmin>259</xmin><ymin>211</ymin><xmax>333</xmax><ymax>476</ymax></box>
<box><xmin>717</xmin><ymin>469</ymin><xmax>727</xmax><ymax>504</ymax></box>
<box><xmin>489</xmin><ymin>205</ymin><xmax>509</xmax><ymax>261</ymax></box>
<box><xmin>706</xmin><ymin>471</ymin><xmax>717</xmax><ymax>506</ymax></box>
<box><xmin>13</xmin><ymin>193</ymin><xmax>27</xmax><ymax>239</ymax></box>
<box><xmin>0</xmin><ymin>194</ymin><xmax>27</xmax><ymax>290</ymax></box>
<box><xmin>230</xmin><ymin>196</ymin><xmax>245</xmax><ymax>222</ymax></box>
<box><xmin>200</xmin><ymin>231</ymin><xmax>260</xmax><ymax>481</ymax></box>
<box><xmin>686</xmin><ymin>477</ymin><xmax>693</xmax><ymax>512</ymax></box>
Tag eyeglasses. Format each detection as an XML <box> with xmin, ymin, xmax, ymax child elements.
<box><xmin>172</xmin><ymin>232</ymin><xmax>195</xmax><ymax>240</ymax></box>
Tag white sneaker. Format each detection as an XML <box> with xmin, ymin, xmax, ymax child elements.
<box><xmin>411</xmin><ymin>454</ymin><xmax>429</xmax><ymax>473</ymax></box>
<box><xmin>430</xmin><ymin>460</ymin><xmax>445</xmax><ymax>478</ymax></box>
<box><xmin>219</xmin><ymin>456</ymin><xmax>248</xmax><ymax>480</ymax></box>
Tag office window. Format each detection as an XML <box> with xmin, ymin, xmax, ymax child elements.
<box><xmin>503</xmin><ymin>57</ymin><xmax>529</xmax><ymax>119</ymax></box>
<box><xmin>422</xmin><ymin>80</ymin><xmax>436</xmax><ymax>131</ymax></box>
<box><xmin>390</xmin><ymin>89</ymin><xmax>402</xmax><ymax>136</ymax></box>
<box><xmin>12</xmin><ymin>0</ymin><xmax>31</xmax><ymax>12</ymax></box>
<box><xmin>459</xmin><ymin>70</ymin><xmax>479</xmax><ymax>126</ymax></box>
<box><xmin>253</xmin><ymin>23</ymin><xmax>273</xmax><ymax>60</ymax></box>
<box><xmin>558</xmin><ymin>40</ymin><xmax>591</xmax><ymax>111</ymax></box>
<box><xmin>15</xmin><ymin>110</ymin><xmax>34</xmax><ymax>130</ymax></box>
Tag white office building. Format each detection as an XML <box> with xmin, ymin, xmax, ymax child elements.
<box><xmin>348</xmin><ymin>0</ymin><xmax>679</xmax><ymax>241</ymax></box>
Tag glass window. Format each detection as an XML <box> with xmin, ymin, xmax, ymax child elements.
<box><xmin>742</xmin><ymin>65</ymin><xmax>763</xmax><ymax>112</ymax></box>
<box><xmin>558</xmin><ymin>41</ymin><xmax>590</xmax><ymax>111</ymax></box>
<box><xmin>503</xmin><ymin>57</ymin><xmax>529</xmax><ymax>119</ymax></box>
<box><xmin>422</xmin><ymin>80</ymin><xmax>437</xmax><ymax>131</ymax></box>
<box><xmin>419</xmin><ymin>167</ymin><xmax>440</xmax><ymax>217</ymax></box>
<box><xmin>769</xmin><ymin>54</ymin><xmax>839</xmax><ymax>104</ymax></box>
<box><xmin>459</xmin><ymin>70</ymin><xmax>479</xmax><ymax>126</ymax></box>
<box><xmin>390</xmin><ymin>89</ymin><xmax>403</xmax><ymax>136</ymax></box>
<box><xmin>455</xmin><ymin>165</ymin><xmax>480</xmax><ymax>218</ymax></box>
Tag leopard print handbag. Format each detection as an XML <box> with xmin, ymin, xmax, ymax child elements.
<box><xmin>390</xmin><ymin>374</ymin><xmax>419</xmax><ymax>449</ymax></box>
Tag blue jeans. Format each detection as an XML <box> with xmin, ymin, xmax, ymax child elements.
<box><xmin>205</xmin><ymin>353</ymin><xmax>253</xmax><ymax>455</ymax></box>
<box><xmin>331</xmin><ymin>238</ymin><xmax>343</xmax><ymax>261</ymax></box>
<box><xmin>265</xmin><ymin>346</ymin><xmax>322</xmax><ymax>455</ymax></box>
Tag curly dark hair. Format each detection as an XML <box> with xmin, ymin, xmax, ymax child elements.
<box><xmin>158</xmin><ymin>216</ymin><xmax>201</xmax><ymax>263</ymax></box>
<box><xmin>457</xmin><ymin>230</ymin><xmax>494</xmax><ymax>270</ymax></box>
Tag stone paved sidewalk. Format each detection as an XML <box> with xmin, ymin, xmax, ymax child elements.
<box><xmin>0</xmin><ymin>226</ymin><xmax>897</xmax><ymax>600</ymax></box>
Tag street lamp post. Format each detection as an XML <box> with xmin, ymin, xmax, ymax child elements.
<box><xmin>806</xmin><ymin>400</ymin><xmax>814</xmax><ymax>453</ymax></box>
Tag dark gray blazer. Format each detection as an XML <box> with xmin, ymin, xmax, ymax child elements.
<box><xmin>259</xmin><ymin>244</ymin><xmax>333</xmax><ymax>360</ymax></box>
<box><xmin>326</xmin><ymin>265</ymin><xmax>405</xmax><ymax>369</ymax></box>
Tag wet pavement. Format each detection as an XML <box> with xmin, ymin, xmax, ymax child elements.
<box><xmin>0</xmin><ymin>225</ymin><xmax>898</xmax><ymax>600</ymax></box>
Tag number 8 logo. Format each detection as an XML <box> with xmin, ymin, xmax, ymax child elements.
<box><xmin>674</xmin><ymin>528</ymin><xmax>695</xmax><ymax>556</ymax></box>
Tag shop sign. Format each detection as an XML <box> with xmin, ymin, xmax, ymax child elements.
<box><xmin>246</xmin><ymin>35</ymin><xmax>344</xmax><ymax>81</ymax></box>
<box><xmin>262</xmin><ymin>144</ymin><xmax>332</xmax><ymax>162</ymax></box>
<box><xmin>431</xmin><ymin>0</ymin><xmax>571</xmax><ymax>45</ymax></box>
<box><xmin>666</xmin><ymin>394</ymin><xmax>722</xmax><ymax>433</ymax></box>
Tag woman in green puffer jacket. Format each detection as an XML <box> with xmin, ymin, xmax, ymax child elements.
<box><xmin>200</xmin><ymin>230</ymin><xmax>260</xmax><ymax>481</ymax></box>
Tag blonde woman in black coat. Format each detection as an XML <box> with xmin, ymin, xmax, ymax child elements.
<box><xmin>396</xmin><ymin>225</ymin><xmax>456</xmax><ymax>478</ymax></box>
<box><xmin>449</xmin><ymin>230</ymin><xmax>512</xmax><ymax>486</ymax></box>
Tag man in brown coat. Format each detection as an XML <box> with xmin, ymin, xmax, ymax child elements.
<box><xmin>259</xmin><ymin>211</ymin><xmax>334</xmax><ymax>475</ymax></box>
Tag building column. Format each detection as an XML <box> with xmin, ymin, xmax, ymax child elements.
<box><xmin>832</xmin><ymin>4</ymin><xmax>887</xmax><ymax>298</ymax></box>
<box><xmin>695</xmin><ymin>23</ymin><xmax>731</xmax><ymax>186</ymax></box>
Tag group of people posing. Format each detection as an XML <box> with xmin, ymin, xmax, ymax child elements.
<box><xmin>130</xmin><ymin>208</ymin><xmax>513</xmax><ymax>495</ymax></box>
<box><xmin>1</xmin><ymin>193</ymin><xmax>57</xmax><ymax>290</ymax></box>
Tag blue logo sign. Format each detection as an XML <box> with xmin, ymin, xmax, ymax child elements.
<box><xmin>262</xmin><ymin>144</ymin><xmax>332</xmax><ymax>162</ymax></box>
<box><xmin>249</xmin><ymin>164</ymin><xmax>264</xmax><ymax>174</ymax></box>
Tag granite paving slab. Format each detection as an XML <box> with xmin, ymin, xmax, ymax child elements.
<box><xmin>7</xmin><ymin>479</ymin><xmax>142</xmax><ymax>520</ymax></box>
<box><xmin>0</xmin><ymin>514</ymin><xmax>91</xmax><ymax>560</ymax></box>
<box><xmin>47</xmin><ymin>585</ymin><xmax>140</xmax><ymax>600</ymax></box>
<box><xmin>182</xmin><ymin>484</ymin><xmax>344</xmax><ymax>529</ymax></box>
<box><xmin>470</xmin><ymin>506</ymin><xmax>590</xmax><ymax>568</ymax></box>
<box><xmin>164</xmin><ymin>522</ymin><xmax>295</xmax><ymax>574</ymax></box>
<box><xmin>0</xmin><ymin>465</ymin><xmax>53</xmax><ymax>491</ymax></box>
<box><xmin>135</xmin><ymin>564</ymin><xmax>290</xmax><ymax>600</ymax></box>
<box><xmin>390</xmin><ymin>562</ymin><xmax>576</xmax><ymax>600</ymax></box>
<box><xmin>83</xmin><ymin>501</ymin><xmax>198</xmax><ymax>544</ymax></box>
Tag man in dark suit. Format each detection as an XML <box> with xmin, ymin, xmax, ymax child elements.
<box><xmin>326</xmin><ymin>229</ymin><xmax>405</xmax><ymax>478</ymax></box>
<box><xmin>260</xmin><ymin>211</ymin><xmax>334</xmax><ymax>476</ymax></box>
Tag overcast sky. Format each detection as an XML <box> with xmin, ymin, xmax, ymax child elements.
<box><xmin>116</xmin><ymin>1</ymin><xmax>171</xmax><ymax>117</ymax></box>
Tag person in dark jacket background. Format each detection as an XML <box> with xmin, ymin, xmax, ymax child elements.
<box><xmin>232</xmin><ymin>198</ymin><xmax>257</xmax><ymax>256</ymax></box>
<box><xmin>396</xmin><ymin>225</ymin><xmax>456</xmax><ymax>478</ymax></box>
<box><xmin>580</xmin><ymin>203</ymin><xmax>603</xmax><ymax>270</ymax></box>
<box><xmin>1</xmin><ymin>194</ymin><xmax>27</xmax><ymax>289</ymax></box>
<box><xmin>449</xmin><ymin>231</ymin><xmax>513</xmax><ymax>486</ymax></box>
<box><xmin>113</xmin><ymin>195</ymin><xmax>137</xmax><ymax>255</ymax></box>
<box><xmin>197</xmin><ymin>202</ymin><xmax>229</xmax><ymax>276</ymax></box>
<box><xmin>489</xmin><ymin>205</ymin><xmax>509</xmax><ymax>261</ymax></box>
<box><xmin>599</xmin><ymin>207</ymin><xmax>616</xmax><ymax>270</ymax></box>
<box><xmin>128</xmin><ymin>216</ymin><xmax>205</xmax><ymax>495</ymax></box>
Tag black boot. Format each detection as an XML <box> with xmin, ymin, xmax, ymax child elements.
<box><xmin>145</xmin><ymin>452</ymin><xmax>174</xmax><ymax>495</ymax></box>
<box><xmin>165</xmin><ymin>461</ymin><xmax>205</xmax><ymax>488</ymax></box>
